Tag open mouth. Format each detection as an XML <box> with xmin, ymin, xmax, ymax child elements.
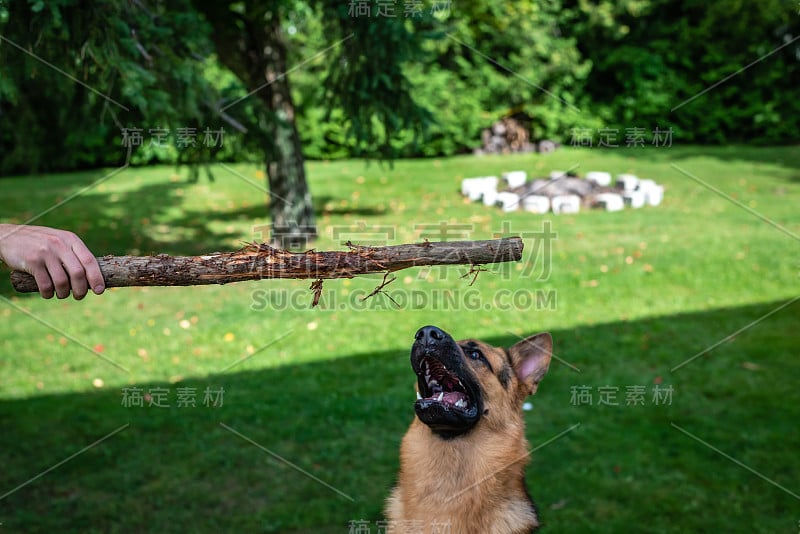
<box><xmin>412</xmin><ymin>355</ymin><xmax>481</xmax><ymax>437</ymax></box>
<box><xmin>410</xmin><ymin>326</ymin><xmax>483</xmax><ymax>437</ymax></box>
<box><xmin>416</xmin><ymin>356</ymin><xmax>473</xmax><ymax>413</ymax></box>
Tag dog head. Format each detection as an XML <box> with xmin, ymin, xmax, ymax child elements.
<box><xmin>411</xmin><ymin>325</ymin><xmax>552</xmax><ymax>439</ymax></box>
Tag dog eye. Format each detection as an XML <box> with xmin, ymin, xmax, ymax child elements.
<box><xmin>463</xmin><ymin>346</ymin><xmax>494</xmax><ymax>372</ymax></box>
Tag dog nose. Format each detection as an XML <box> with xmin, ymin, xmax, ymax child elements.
<box><xmin>416</xmin><ymin>325</ymin><xmax>445</xmax><ymax>344</ymax></box>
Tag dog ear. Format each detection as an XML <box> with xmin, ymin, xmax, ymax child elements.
<box><xmin>508</xmin><ymin>333</ymin><xmax>552</xmax><ymax>396</ymax></box>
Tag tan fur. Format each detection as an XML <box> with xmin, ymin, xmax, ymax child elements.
<box><xmin>387</xmin><ymin>334</ymin><xmax>552</xmax><ymax>534</ymax></box>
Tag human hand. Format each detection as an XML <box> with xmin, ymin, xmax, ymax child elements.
<box><xmin>0</xmin><ymin>224</ymin><xmax>105</xmax><ymax>299</ymax></box>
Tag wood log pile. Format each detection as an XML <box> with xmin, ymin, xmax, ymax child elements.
<box><xmin>474</xmin><ymin>117</ymin><xmax>559</xmax><ymax>155</ymax></box>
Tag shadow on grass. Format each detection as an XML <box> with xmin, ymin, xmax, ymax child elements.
<box><xmin>0</xmin><ymin>299</ymin><xmax>797</xmax><ymax>533</ymax></box>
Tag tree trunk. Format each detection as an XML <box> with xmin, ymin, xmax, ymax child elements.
<box><xmin>195</xmin><ymin>2</ymin><xmax>316</xmax><ymax>248</ymax></box>
<box><xmin>261</xmin><ymin>13</ymin><xmax>317</xmax><ymax>248</ymax></box>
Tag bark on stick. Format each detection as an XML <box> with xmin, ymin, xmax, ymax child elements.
<box><xmin>10</xmin><ymin>238</ymin><xmax>523</xmax><ymax>293</ymax></box>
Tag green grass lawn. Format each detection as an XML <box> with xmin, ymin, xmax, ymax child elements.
<box><xmin>0</xmin><ymin>146</ymin><xmax>798</xmax><ymax>533</ymax></box>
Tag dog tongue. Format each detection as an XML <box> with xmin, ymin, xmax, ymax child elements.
<box><xmin>423</xmin><ymin>391</ymin><xmax>469</xmax><ymax>407</ymax></box>
<box><xmin>441</xmin><ymin>391</ymin><xmax>467</xmax><ymax>405</ymax></box>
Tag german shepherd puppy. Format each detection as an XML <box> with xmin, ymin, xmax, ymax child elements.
<box><xmin>386</xmin><ymin>325</ymin><xmax>552</xmax><ymax>534</ymax></box>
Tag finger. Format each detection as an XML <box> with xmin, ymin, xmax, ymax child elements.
<box><xmin>72</xmin><ymin>242</ymin><xmax>104</xmax><ymax>295</ymax></box>
<box><xmin>30</xmin><ymin>265</ymin><xmax>56</xmax><ymax>299</ymax></box>
<box><xmin>44</xmin><ymin>258</ymin><xmax>72</xmax><ymax>299</ymax></box>
<box><xmin>61</xmin><ymin>252</ymin><xmax>90</xmax><ymax>300</ymax></box>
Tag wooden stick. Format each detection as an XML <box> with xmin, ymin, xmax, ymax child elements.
<box><xmin>10</xmin><ymin>238</ymin><xmax>523</xmax><ymax>293</ymax></box>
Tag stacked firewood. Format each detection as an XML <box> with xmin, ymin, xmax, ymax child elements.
<box><xmin>475</xmin><ymin>117</ymin><xmax>558</xmax><ymax>155</ymax></box>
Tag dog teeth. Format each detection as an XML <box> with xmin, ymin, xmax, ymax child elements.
<box><xmin>437</xmin><ymin>392</ymin><xmax>444</xmax><ymax>402</ymax></box>
<box><xmin>455</xmin><ymin>399</ymin><xmax>467</xmax><ymax>409</ymax></box>
<box><xmin>416</xmin><ymin>391</ymin><xmax>422</xmax><ymax>400</ymax></box>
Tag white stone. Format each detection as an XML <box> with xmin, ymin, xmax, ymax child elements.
<box><xmin>586</xmin><ymin>171</ymin><xmax>612</xmax><ymax>186</ymax></box>
<box><xmin>623</xmin><ymin>190</ymin><xmax>646</xmax><ymax>209</ymax></box>
<box><xmin>595</xmin><ymin>192</ymin><xmax>624</xmax><ymax>212</ymax></box>
<box><xmin>521</xmin><ymin>195</ymin><xmax>550</xmax><ymax>214</ymax></box>
<box><xmin>479</xmin><ymin>177</ymin><xmax>499</xmax><ymax>201</ymax></box>
<box><xmin>637</xmin><ymin>180</ymin><xmax>664</xmax><ymax>206</ymax></box>
<box><xmin>482</xmin><ymin>189</ymin><xmax>498</xmax><ymax>207</ymax></box>
<box><xmin>461</xmin><ymin>176</ymin><xmax>498</xmax><ymax>201</ymax></box>
<box><xmin>496</xmin><ymin>192</ymin><xmax>521</xmax><ymax>212</ymax></box>
<box><xmin>549</xmin><ymin>170</ymin><xmax>567</xmax><ymax>180</ymax></box>
<box><xmin>616</xmin><ymin>174</ymin><xmax>639</xmax><ymax>191</ymax></box>
<box><xmin>551</xmin><ymin>194</ymin><xmax>581</xmax><ymax>214</ymax></box>
<box><xmin>461</xmin><ymin>177</ymin><xmax>479</xmax><ymax>196</ymax></box>
<box><xmin>646</xmin><ymin>185</ymin><xmax>664</xmax><ymax>206</ymax></box>
<box><xmin>502</xmin><ymin>170</ymin><xmax>527</xmax><ymax>189</ymax></box>
<box><xmin>638</xmin><ymin>179</ymin><xmax>656</xmax><ymax>190</ymax></box>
